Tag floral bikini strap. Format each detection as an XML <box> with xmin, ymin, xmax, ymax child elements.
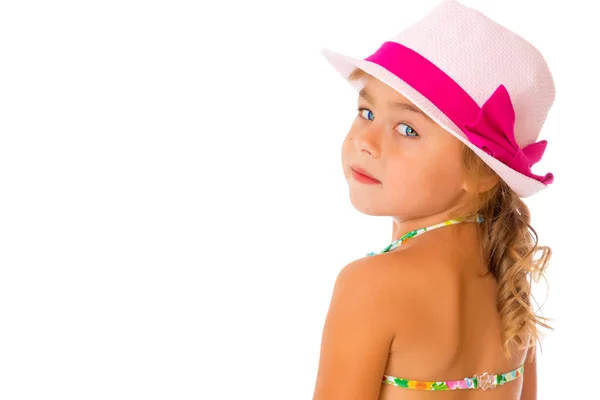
<box><xmin>382</xmin><ymin>363</ymin><xmax>524</xmax><ymax>391</ymax></box>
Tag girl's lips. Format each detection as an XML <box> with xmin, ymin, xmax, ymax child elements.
<box><xmin>351</xmin><ymin>167</ymin><xmax>380</xmax><ymax>184</ymax></box>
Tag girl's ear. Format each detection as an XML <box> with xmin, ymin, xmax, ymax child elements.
<box><xmin>460</xmin><ymin>144</ymin><xmax>500</xmax><ymax>195</ymax></box>
<box><xmin>477</xmin><ymin>172</ymin><xmax>501</xmax><ymax>194</ymax></box>
<box><xmin>462</xmin><ymin>170</ymin><xmax>500</xmax><ymax>195</ymax></box>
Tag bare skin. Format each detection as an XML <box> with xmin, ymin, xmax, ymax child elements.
<box><xmin>312</xmin><ymin>76</ymin><xmax>535</xmax><ymax>399</ymax></box>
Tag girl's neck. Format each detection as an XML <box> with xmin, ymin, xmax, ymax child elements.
<box><xmin>391</xmin><ymin>211</ymin><xmax>471</xmax><ymax>243</ymax></box>
<box><xmin>394</xmin><ymin>215</ymin><xmax>482</xmax><ymax>252</ymax></box>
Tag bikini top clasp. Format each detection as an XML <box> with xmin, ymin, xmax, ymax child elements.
<box><xmin>476</xmin><ymin>372</ymin><xmax>496</xmax><ymax>391</ymax></box>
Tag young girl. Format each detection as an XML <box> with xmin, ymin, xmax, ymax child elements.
<box><xmin>312</xmin><ymin>1</ymin><xmax>554</xmax><ymax>399</ymax></box>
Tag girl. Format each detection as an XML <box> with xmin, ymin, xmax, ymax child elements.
<box><xmin>312</xmin><ymin>1</ymin><xmax>554</xmax><ymax>399</ymax></box>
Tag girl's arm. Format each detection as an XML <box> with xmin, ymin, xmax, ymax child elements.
<box><xmin>520</xmin><ymin>346</ymin><xmax>537</xmax><ymax>400</ymax></box>
<box><xmin>312</xmin><ymin>257</ymin><xmax>396</xmax><ymax>400</ymax></box>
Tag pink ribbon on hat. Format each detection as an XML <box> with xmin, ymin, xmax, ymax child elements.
<box><xmin>365</xmin><ymin>41</ymin><xmax>553</xmax><ymax>185</ymax></box>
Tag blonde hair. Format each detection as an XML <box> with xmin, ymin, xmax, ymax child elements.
<box><xmin>348</xmin><ymin>67</ymin><xmax>551</xmax><ymax>361</ymax></box>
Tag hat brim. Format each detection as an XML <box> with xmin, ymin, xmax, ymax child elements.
<box><xmin>320</xmin><ymin>47</ymin><xmax>548</xmax><ymax>198</ymax></box>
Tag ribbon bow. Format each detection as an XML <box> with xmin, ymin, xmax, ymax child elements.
<box><xmin>463</xmin><ymin>85</ymin><xmax>553</xmax><ymax>185</ymax></box>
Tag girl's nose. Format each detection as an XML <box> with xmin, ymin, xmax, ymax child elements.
<box><xmin>353</xmin><ymin>124</ymin><xmax>384</xmax><ymax>158</ymax></box>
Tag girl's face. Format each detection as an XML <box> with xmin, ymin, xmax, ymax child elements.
<box><xmin>341</xmin><ymin>76</ymin><xmax>470</xmax><ymax>220</ymax></box>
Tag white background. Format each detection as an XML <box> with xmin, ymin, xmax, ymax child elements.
<box><xmin>0</xmin><ymin>0</ymin><xmax>598</xmax><ymax>398</ymax></box>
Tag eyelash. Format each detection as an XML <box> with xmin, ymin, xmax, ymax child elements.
<box><xmin>356</xmin><ymin>107</ymin><xmax>419</xmax><ymax>138</ymax></box>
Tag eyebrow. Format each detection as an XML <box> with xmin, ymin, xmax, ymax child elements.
<box><xmin>358</xmin><ymin>88</ymin><xmax>433</xmax><ymax>122</ymax></box>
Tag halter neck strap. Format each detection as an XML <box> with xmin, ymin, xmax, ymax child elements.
<box><xmin>366</xmin><ymin>215</ymin><xmax>483</xmax><ymax>256</ymax></box>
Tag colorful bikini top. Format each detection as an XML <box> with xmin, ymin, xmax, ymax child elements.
<box><xmin>366</xmin><ymin>215</ymin><xmax>525</xmax><ymax>391</ymax></box>
<box><xmin>381</xmin><ymin>364</ymin><xmax>524</xmax><ymax>391</ymax></box>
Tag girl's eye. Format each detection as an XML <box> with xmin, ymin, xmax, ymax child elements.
<box><xmin>357</xmin><ymin>107</ymin><xmax>419</xmax><ymax>138</ymax></box>
<box><xmin>397</xmin><ymin>123</ymin><xmax>419</xmax><ymax>137</ymax></box>
<box><xmin>357</xmin><ymin>107</ymin><xmax>374</xmax><ymax>121</ymax></box>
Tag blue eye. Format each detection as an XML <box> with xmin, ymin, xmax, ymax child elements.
<box><xmin>357</xmin><ymin>107</ymin><xmax>419</xmax><ymax>138</ymax></box>
<box><xmin>357</xmin><ymin>107</ymin><xmax>374</xmax><ymax>121</ymax></box>
<box><xmin>397</xmin><ymin>123</ymin><xmax>419</xmax><ymax>137</ymax></box>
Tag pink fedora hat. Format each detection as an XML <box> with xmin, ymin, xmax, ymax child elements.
<box><xmin>321</xmin><ymin>0</ymin><xmax>555</xmax><ymax>198</ymax></box>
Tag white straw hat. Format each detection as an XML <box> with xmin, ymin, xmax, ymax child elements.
<box><xmin>321</xmin><ymin>0</ymin><xmax>555</xmax><ymax>197</ymax></box>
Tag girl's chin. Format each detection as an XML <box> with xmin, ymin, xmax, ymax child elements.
<box><xmin>348</xmin><ymin>195</ymin><xmax>385</xmax><ymax>216</ymax></box>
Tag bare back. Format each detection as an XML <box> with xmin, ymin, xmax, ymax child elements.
<box><xmin>376</xmin><ymin>228</ymin><xmax>528</xmax><ymax>400</ymax></box>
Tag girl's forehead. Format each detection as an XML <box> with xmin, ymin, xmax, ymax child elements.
<box><xmin>360</xmin><ymin>76</ymin><xmax>414</xmax><ymax>105</ymax></box>
<box><xmin>358</xmin><ymin>76</ymin><xmax>437</xmax><ymax>125</ymax></box>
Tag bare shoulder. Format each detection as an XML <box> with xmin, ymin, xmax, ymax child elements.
<box><xmin>341</xmin><ymin>248</ymin><xmax>458</xmax><ymax>331</ymax></box>
<box><xmin>329</xmin><ymin>255</ymin><xmax>404</xmax><ymax>330</ymax></box>
<box><xmin>312</xmin><ymin>255</ymin><xmax>410</xmax><ymax>399</ymax></box>
<box><xmin>332</xmin><ymin>250</ymin><xmax>440</xmax><ymax>313</ymax></box>
<box><xmin>313</xmin><ymin>250</ymin><xmax>461</xmax><ymax>399</ymax></box>
<box><xmin>334</xmin><ymin>253</ymin><xmax>405</xmax><ymax>295</ymax></box>
<box><xmin>373</xmin><ymin>244</ymin><xmax>461</xmax><ymax>302</ymax></box>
